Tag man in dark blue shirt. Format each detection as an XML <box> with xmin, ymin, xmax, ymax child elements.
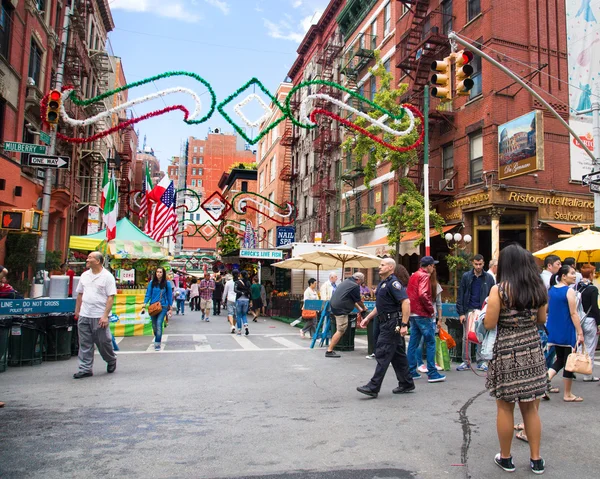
<box><xmin>357</xmin><ymin>258</ymin><xmax>414</xmax><ymax>397</ymax></box>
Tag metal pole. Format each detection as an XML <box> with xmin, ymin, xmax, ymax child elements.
<box><xmin>592</xmin><ymin>102</ymin><xmax>600</xmax><ymax>227</ymax></box>
<box><xmin>448</xmin><ymin>32</ymin><xmax>597</xmax><ymax>164</ymax></box>
<box><xmin>423</xmin><ymin>85</ymin><xmax>431</xmax><ymax>256</ymax></box>
<box><xmin>32</xmin><ymin>5</ymin><xmax>71</xmax><ymax>298</ymax></box>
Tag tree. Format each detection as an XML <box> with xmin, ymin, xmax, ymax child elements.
<box><xmin>342</xmin><ymin>53</ymin><xmax>445</xmax><ymax>260</ymax></box>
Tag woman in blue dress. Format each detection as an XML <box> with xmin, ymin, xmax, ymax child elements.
<box><xmin>142</xmin><ymin>267</ymin><xmax>173</xmax><ymax>351</ymax></box>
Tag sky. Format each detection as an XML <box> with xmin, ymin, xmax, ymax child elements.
<box><xmin>108</xmin><ymin>0</ymin><xmax>330</xmax><ymax>169</ymax></box>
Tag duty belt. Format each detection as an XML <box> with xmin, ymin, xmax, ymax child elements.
<box><xmin>378</xmin><ymin>311</ymin><xmax>401</xmax><ymax>323</ymax></box>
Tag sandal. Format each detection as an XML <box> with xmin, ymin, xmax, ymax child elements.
<box><xmin>564</xmin><ymin>396</ymin><xmax>583</xmax><ymax>402</ymax></box>
<box><xmin>514</xmin><ymin>423</ymin><xmax>524</xmax><ymax>431</ymax></box>
<box><xmin>541</xmin><ymin>393</ymin><xmax>550</xmax><ymax>401</ymax></box>
<box><xmin>548</xmin><ymin>387</ymin><xmax>560</xmax><ymax>393</ymax></box>
<box><xmin>515</xmin><ymin>431</ymin><xmax>529</xmax><ymax>443</ymax></box>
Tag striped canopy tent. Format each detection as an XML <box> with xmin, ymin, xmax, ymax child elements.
<box><xmin>69</xmin><ymin>218</ymin><xmax>156</xmax><ymax>251</ymax></box>
<box><xmin>101</xmin><ymin>238</ymin><xmax>170</xmax><ymax>260</ymax></box>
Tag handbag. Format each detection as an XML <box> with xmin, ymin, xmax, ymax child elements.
<box><xmin>148</xmin><ymin>289</ymin><xmax>163</xmax><ymax>317</ymax></box>
<box><xmin>435</xmin><ymin>337</ymin><xmax>451</xmax><ymax>371</ymax></box>
<box><xmin>439</xmin><ymin>327</ymin><xmax>456</xmax><ymax>349</ymax></box>
<box><xmin>565</xmin><ymin>343</ymin><xmax>593</xmax><ymax>375</ymax></box>
<box><xmin>302</xmin><ymin>309</ymin><xmax>317</xmax><ymax>320</ymax></box>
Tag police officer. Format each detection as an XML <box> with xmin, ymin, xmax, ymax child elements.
<box><xmin>357</xmin><ymin>257</ymin><xmax>414</xmax><ymax>398</ymax></box>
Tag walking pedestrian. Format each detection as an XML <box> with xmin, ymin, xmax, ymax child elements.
<box><xmin>189</xmin><ymin>278</ymin><xmax>199</xmax><ymax>312</ymax></box>
<box><xmin>456</xmin><ymin>254</ymin><xmax>495</xmax><ymax>371</ymax></box>
<box><xmin>142</xmin><ymin>267</ymin><xmax>173</xmax><ymax>352</ymax></box>
<box><xmin>72</xmin><ymin>252</ymin><xmax>118</xmax><ymax>378</ymax></box>
<box><xmin>235</xmin><ymin>270</ymin><xmax>252</xmax><ymax>335</ymax></box>
<box><xmin>250</xmin><ymin>276</ymin><xmax>262</xmax><ymax>322</ymax></box>
<box><xmin>577</xmin><ymin>264</ymin><xmax>600</xmax><ymax>382</ymax></box>
<box><xmin>546</xmin><ymin>265</ymin><xmax>585</xmax><ymax>402</ymax></box>
<box><xmin>357</xmin><ymin>258</ymin><xmax>414</xmax><ymax>397</ymax></box>
<box><xmin>223</xmin><ymin>271</ymin><xmax>238</xmax><ymax>334</ymax></box>
<box><xmin>319</xmin><ymin>273</ymin><xmax>338</xmax><ymax>301</ymax></box>
<box><xmin>199</xmin><ymin>273</ymin><xmax>215</xmax><ymax>321</ymax></box>
<box><xmin>175</xmin><ymin>284</ymin><xmax>187</xmax><ymax>315</ymax></box>
<box><xmin>213</xmin><ymin>274</ymin><xmax>224</xmax><ymax>316</ymax></box>
<box><xmin>416</xmin><ymin>266</ymin><xmax>443</xmax><ymax>372</ymax></box>
<box><xmin>301</xmin><ymin>278</ymin><xmax>320</xmax><ymax>339</ymax></box>
<box><xmin>484</xmin><ymin>244</ymin><xmax>548</xmax><ymax>474</ymax></box>
<box><xmin>540</xmin><ymin>255</ymin><xmax>561</xmax><ymax>290</ymax></box>
<box><xmin>260</xmin><ymin>282</ymin><xmax>267</xmax><ymax>316</ymax></box>
<box><xmin>0</xmin><ymin>264</ymin><xmax>10</xmax><ymax>404</ymax></box>
<box><xmin>407</xmin><ymin>256</ymin><xmax>446</xmax><ymax>383</ymax></box>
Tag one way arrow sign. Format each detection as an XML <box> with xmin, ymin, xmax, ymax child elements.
<box><xmin>25</xmin><ymin>154</ymin><xmax>70</xmax><ymax>169</ymax></box>
<box><xmin>582</xmin><ymin>171</ymin><xmax>600</xmax><ymax>185</ymax></box>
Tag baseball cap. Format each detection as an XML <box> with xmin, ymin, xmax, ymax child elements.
<box><xmin>420</xmin><ymin>256</ymin><xmax>439</xmax><ymax>266</ymax></box>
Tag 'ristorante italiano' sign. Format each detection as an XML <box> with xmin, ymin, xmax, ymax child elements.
<box><xmin>507</xmin><ymin>192</ymin><xmax>594</xmax><ymax>209</ymax></box>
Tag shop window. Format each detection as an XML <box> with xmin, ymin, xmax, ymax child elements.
<box><xmin>28</xmin><ymin>39</ymin><xmax>43</xmax><ymax>86</ymax></box>
<box><xmin>442</xmin><ymin>0</ymin><xmax>452</xmax><ymax>35</ymax></box>
<box><xmin>381</xmin><ymin>182</ymin><xmax>389</xmax><ymax>212</ymax></box>
<box><xmin>442</xmin><ymin>143</ymin><xmax>454</xmax><ymax>179</ymax></box>
<box><xmin>468</xmin><ymin>0</ymin><xmax>480</xmax><ymax>21</ymax></box>
<box><xmin>469</xmin><ymin>132</ymin><xmax>483</xmax><ymax>184</ymax></box>
<box><xmin>0</xmin><ymin>1</ymin><xmax>12</xmax><ymax>60</ymax></box>
<box><xmin>383</xmin><ymin>1</ymin><xmax>391</xmax><ymax>36</ymax></box>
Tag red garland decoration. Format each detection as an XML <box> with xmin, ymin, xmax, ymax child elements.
<box><xmin>309</xmin><ymin>103</ymin><xmax>425</xmax><ymax>153</ymax></box>
<box><xmin>241</xmin><ymin>202</ymin><xmax>297</xmax><ymax>226</ymax></box>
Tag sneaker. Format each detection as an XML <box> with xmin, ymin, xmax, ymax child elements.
<box><xmin>530</xmin><ymin>458</ymin><xmax>545</xmax><ymax>475</ymax></box>
<box><xmin>325</xmin><ymin>350</ymin><xmax>341</xmax><ymax>358</ymax></box>
<box><xmin>477</xmin><ymin>362</ymin><xmax>489</xmax><ymax>372</ymax></box>
<box><xmin>356</xmin><ymin>385</ymin><xmax>378</xmax><ymax>398</ymax></box>
<box><xmin>411</xmin><ymin>372</ymin><xmax>422</xmax><ymax>379</ymax></box>
<box><xmin>73</xmin><ymin>371</ymin><xmax>93</xmax><ymax>379</ymax></box>
<box><xmin>205</xmin><ymin>318</ymin><xmax>210</xmax><ymax>322</ymax></box>
<box><xmin>231</xmin><ymin>327</ymin><xmax>236</xmax><ymax>334</ymax></box>
<box><xmin>428</xmin><ymin>372</ymin><xmax>446</xmax><ymax>383</ymax></box>
<box><xmin>245</xmin><ymin>326</ymin><xmax>249</xmax><ymax>336</ymax></box>
<box><xmin>366</xmin><ymin>353</ymin><xmax>375</xmax><ymax>359</ymax></box>
<box><xmin>201</xmin><ymin>314</ymin><xmax>205</xmax><ymax>320</ymax></box>
<box><xmin>417</xmin><ymin>364</ymin><xmax>428</xmax><ymax>374</ymax></box>
<box><xmin>107</xmin><ymin>362</ymin><xmax>117</xmax><ymax>374</ymax></box>
<box><xmin>155</xmin><ymin>344</ymin><xmax>161</xmax><ymax>351</ymax></box>
<box><xmin>300</xmin><ymin>331</ymin><xmax>306</xmax><ymax>339</ymax></box>
<box><xmin>436</xmin><ymin>364</ymin><xmax>443</xmax><ymax>371</ymax></box>
<box><xmin>494</xmin><ymin>453</ymin><xmax>516</xmax><ymax>472</ymax></box>
<box><xmin>456</xmin><ymin>362</ymin><xmax>470</xmax><ymax>371</ymax></box>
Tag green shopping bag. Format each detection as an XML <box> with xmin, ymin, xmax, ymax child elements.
<box><xmin>436</xmin><ymin>337</ymin><xmax>451</xmax><ymax>371</ymax></box>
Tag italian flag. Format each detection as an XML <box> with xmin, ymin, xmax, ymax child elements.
<box><xmin>104</xmin><ymin>173</ymin><xmax>118</xmax><ymax>241</ymax></box>
<box><xmin>100</xmin><ymin>162</ymin><xmax>109</xmax><ymax>210</ymax></box>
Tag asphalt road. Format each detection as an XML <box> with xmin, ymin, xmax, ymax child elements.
<box><xmin>1</xmin><ymin>310</ymin><xmax>599</xmax><ymax>479</ymax></box>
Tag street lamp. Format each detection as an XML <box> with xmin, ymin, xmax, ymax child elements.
<box><xmin>445</xmin><ymin>232</ymin><xmax>472</xmax><ymax>301</ymax></box>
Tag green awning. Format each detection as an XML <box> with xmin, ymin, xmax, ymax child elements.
<box><xmin>69</xmin><ymin>218</ymin><xmax>156</xmax><ymax>251</ymax></box>
<box><xmin>104</xmin><ymin>239</ymin><xmax>170</xmax><ymax>259</ymax></box>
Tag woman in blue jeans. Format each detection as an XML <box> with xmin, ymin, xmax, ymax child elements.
<box><xmin>142</xmin><ymin>267</ymin><xmax>173</xmax><ymax>351</ymax></box>
<box><xmin>235</xmin><ymin>270</ymin><xmax>252</xmax><ymax>336</ymax></box>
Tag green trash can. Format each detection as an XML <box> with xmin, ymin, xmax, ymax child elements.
<box><xmin>0</xmin><ymin>317</ymin><xmax>11</xmax><ymax>372</ymax></box>
<box><xmin>8</xmin><ymin>318</ymin><xmax>44</xmax><ymax>366</ymax></box>
<box><xmin>44</xmin><ymin>314</ymin><xmax>73</xmax><ymax>361</ymax></box>
<box><xmin>332</xmin><ymin>313</ymin><xmax>356</xmax><ymax>352</ymax></box>
<box><xmin>71</xmin><ymin>316</ymin><xmax>79</xmax><ymax>357</ymax></box>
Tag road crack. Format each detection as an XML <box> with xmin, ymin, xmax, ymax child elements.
<box><xmin>458</xmin><ymin>389</ymin><xmax>486</xmax><ymax>478</ymax></box>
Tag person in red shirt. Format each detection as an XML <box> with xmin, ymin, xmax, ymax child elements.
<box><xmin>61</xmin><ymin>263</ymin><xmax>76</xmax><ymax>297</ymax></box>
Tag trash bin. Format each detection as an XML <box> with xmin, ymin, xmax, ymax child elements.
<box><xmin>44</xmin><ymin>314</ymin><xmax>73</xmax><ymax>361</ymax></box>
<box><xmin>8</xmin><ymin>317</ymin><xmax>44</xmax><ymax>366</ymax></box>
<box><xmin>332</xmin><ymin>313</ymin><xmax>356</xmax><ymax>352</ymax></box>
<box><xmin>0</xmin><ymin>317</ymin><xmax>12</xmax><ymax>372</ymax></box>
<box><xmin>71</xmin><ymin>317</ymin><xmax>79</xmax><ymax>357</ymax></box>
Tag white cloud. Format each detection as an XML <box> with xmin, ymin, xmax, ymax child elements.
<box><xmin>111</xmin><ymin>0</ymin><xmax>202</xmax><ymax>22</ymax></box>
<box><xmin>204</xmin><ymin>0</ymin><xmax>230</xmax><ymax>15</ymax></box>
<box><xmin>292</xmin><ymin>0</ymin><xmax>303</xmax><ymax>7</ymax></box>
<box><xmin>263</xmin><ymin>18</ymin><xmax>304</xmax><ymax>43</ymax></box>
<box><xmin>301</xmin><ymin>10</ymin><xmax>322</xmax><ymax>32</ymax></box>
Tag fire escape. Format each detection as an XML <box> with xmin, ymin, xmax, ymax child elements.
<box><xmin>310</xmin><ymin>32</ymin><xmax>343</xmax><ymax>241</ymax></box>
<box><xmin>395</xmin><ymin>0</ymin><xmax>454</xmax><ymax>198</ymax></box>
<box><xmin>278</xmin><ymin>119</ymin><xmax>298</xmax><ymax>209</ymax></box>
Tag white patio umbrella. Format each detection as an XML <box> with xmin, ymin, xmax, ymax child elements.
<box><xmin>271</xmin><ymin>255</ymin><xmax>330</xmax><ymax>288</ymax></box>
<box><xmin>300</xmin><ymin>245</ymin><xmax>382</xmax><ymax>272</ymax></box>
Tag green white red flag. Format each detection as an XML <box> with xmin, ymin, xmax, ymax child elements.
<box><xmin>100</xmin><ymin>161</ymin><xmax>109</xmax><ymax>210</ymax></box>
<box><xmin>103</xmin><ymin>173</ymin><xmax>118</xmax><ymax>241</ymax></box>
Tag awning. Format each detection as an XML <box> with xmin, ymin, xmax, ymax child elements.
<box><xmin>104</xmin><ymin>239</ymin><xmax>170</xmax><ymax>259</ymax></box>
<box><xmin>69</xmin><ymin>218</ymin><xmax>158</xmax><ymax>251</ymax></box>
<box><xmin>359</xmin><ymin>226</ymin><xmax>455</xmax><ymax>257</ymax></box>
<box><xmin>539</xmin><ymin>221</ymin><xmax>595</xmax><ymax>234</ymax></box>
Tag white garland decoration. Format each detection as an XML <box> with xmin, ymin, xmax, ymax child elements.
<box><xmin>299</xmin><ymin>93</ymin><xmax>415</xmax><ymax>137</ymax></box>
<box><xmin>233</xmin><ymin>93</ymin><xmax>271</xmax><ymax>129</ymax></box>
<box><xmin>235</xmin><ymin>196</ymin><xmax>294</xmax><ymax>219</ymax></box>
<box><xmin>59</xmin><ymin>87</ymin><xmax>204</xmax><ymax>127</ymax></box>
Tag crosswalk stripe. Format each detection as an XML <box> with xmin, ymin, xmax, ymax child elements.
<box><xmin>193</xmin><ymin>334</ymin><xmax>212</xmax><ymax>351</ymax></box>
<box><xmin>232</xmin><ymin>335</ymin><xmax>260</xmax><ymax>350</ymax></box>
<box><xmin>354</xmin><ymin>338</ymin><xmax>368</xmax><ymax>345</ymax></box>
<box><xmin>112</xmin><ymin>347</ymin><xmax>314</xmax><ymax>354</ymax></box>
<box><xmin>270</xmin><ymin>336</ymin><xmax>303</xmax><ymax>349</ymax></box>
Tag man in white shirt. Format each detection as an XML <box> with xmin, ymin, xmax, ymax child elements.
<box><xmin>487</xmin><ymin>259</ymin><xmax>498</xmax><ymax>284</ymax></box>
<box><xmin>73</xmin><ymin>252</ymin><xmax>117</xmax><ymax>379</ymax></box>
<box><xmin>540</xmin><ymin>254</ymin><xmax>561</xmax><ymax>290</ymax></box>
<box><xmin>320</xmin><ymin>273</ymin><xmax>338</xmax><ymax>301</ymax></box>
<box><xmin>222</xmin><ymin>271</ymin><xmax>238</xmax><ymax>334</ymax></box>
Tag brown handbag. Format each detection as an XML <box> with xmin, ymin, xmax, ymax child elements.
<box><xmin>565</xmin><ymin>344</ymin><xmax>593</xmax><ymax>375</ymax></box>
<box><xmin>302</xmin><ymin>309</ymin><xmax>317</xmax><ymax>320</ymax></box>
<box><xmin>148</xmin><ymin>290</ymin><xmax>163</xmax><ymax>317</ymax></box>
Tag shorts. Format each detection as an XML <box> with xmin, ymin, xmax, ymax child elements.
<box><xmin>227</xmin><ymin>301</ymin><xmax>236</xmax><ymax>317</ymax></box>
<box><xmin>252</xmin><ymin>298</ymin><xmax>263</xmax><ymax>310</ymax></box>
<box><xmin>200</xmin><ymin>299</ymin><xmax>212</xmax><ymax>310</ymax></box>
<box><xmin>334</xmin><ymin>314</ymin><xmax>349</xmax><ymax>334</ymax></box>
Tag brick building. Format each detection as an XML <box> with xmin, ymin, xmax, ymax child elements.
<box><xmin>218</xmin><ymin>167</ymin><xmax>258</xmax><ymax>249</ymax></box>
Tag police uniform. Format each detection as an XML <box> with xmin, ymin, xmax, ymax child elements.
<box><xmin>364</xmin><ymin>274</ymin><xmax>414</xmax><ymax>393</ymax></box>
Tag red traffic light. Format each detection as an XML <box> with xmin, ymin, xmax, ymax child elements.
<box><xmin>461</xmin><ymin>50</ymin><xmax>474</xmax><ymax>64</ymax></box>
<box><xmin>49</xmin><ymin>90</ymin><xmax>61</xmax><ymax>101</ymax></box>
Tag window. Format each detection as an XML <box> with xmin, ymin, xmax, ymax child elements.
<box><xmin>303</xmin><ymin>196</ymin><xmax>308</xmax><ymax>219</ymax></box>
<box><xmin>192</xmin><ymin>168</ymin><xmax>196</xmax><ymax>175</ymax></box>
<box><xmin>304</xmin><ymin>153</ymin><xmax>309</xmax><ymax>176</ymax></box>
<box><xmin>28</xmin><ymin>40</ymin><xmax>43</xmax><ymax>86</ymax></box>
<box><xmin>191</xmin><ymin>179</ymin><xmax>196</xmax><ymax>187</ymax></box>
<box><xmin>442</xmin><ymin>0</ymin><xmax>453</xmax><ymax>35</ymax></box>
<box><xmin>368</xmin><ymin>188</ymin><xmax>374</xmax><ymax>213</ymax></box>
<box><xmin>193</xmin><ymin>146</ymin><xmax>197</xmax><ymax>153</ymax></box>
<box><xmin>198</xmin><ymin>168</ymin><xmax>203</xmax><ymax>175</ymax></box>
<box><xmin>442</xmin><ymin>143</ymin><xmax>454</xmax><ymax>179</ymax></box>
<box><xmin>0</xmin><ymin>1</ymin><xmax>12</xmax><ymax>59</ymax></box>
<box><xmin>468</xmin><ymin>0</ymin><xmax>480</xmax><ymax>21</ymax></box>
<box><xmin>199</xmin><ymin>157</ymin><xmax>203</xmax><ymax>164</ymax></box>
<box><xmin>196</xmin><ymin>213</ymin><xmax>201</xmax><ymax>221</ymax></box>
<box><xmin>192</xmin><ymin>157</ymin><xmax>197</xmax><ymax>164</ymax></box>
<box><xmin>270</xmin><ymin>155</ymin><xmax>276</xmax><ymax>181</ymax></box>
<box><xmin>384</xmin><ymin>58</ymin><xmax>390</xmax><ymax>72</ymax></box>
<box><xmin>241</xmin><ymin>181</ymin><xmax>248</xmax><ymax>192</ymax></box>
<box><xmin>35</xmin><ymin>0</ymin><xmax>45</xmax><ymax>11</ymax></box>
<box><xmin>200</xmin><ymin>147</ymin><xmax>204</xmax><ymax>153</ymax></box>
<box><xmin>370</xmin><ymin>20</ymin><xmax>377</xmax><ymax>49</ymax></box>
<box><xmin>198</xmin><ymin>179</ymin><xmax>202</xmax><ymax>187</ymax></box>
<box><xmin>370</xmin><ymin>77</ymin><xmax>376</xmax><ymax>101</ymax></box>
<box><xmin>381</xmin><ymin>182</ymin><xmax>389</xmax><ymax>212</ymax></box>
<box><xmin>259</xmin><ymin>171</ymin><xmax>264</xmax><ymax>190</ymax></box>
<box><xmin>269</xmin><ymin>192</ymin><xmax>274</xmax><ymax>205</ymax></box>
<box><xmin>383</xmin><ymin>2</ymin><xmax>391</xmax><ymax>36</ymax></box>
<box><xmin>345</xmin><ymin>149</ymin><xmax>353</xmax><ymax>170</ymax></box>
<box><xmin>55</xmin><ymin>3</ymin><xmax>62</xmax><ymax>30</ymax></box>
<box><xmin>268</xmin><ymin>228</ymin><xmax>274</xmax><ymax>248</ymax></box>
<box><xmin>470</xmin><ymin>41</ymin><xmax>483</xmax><ymax>99</ymax></box>
<box><xmin>469</xmin><ymin>132</ymin><xmax>483</xmax><ymax>184</ymax></box>
<box><xmin>359</xmin><ymin>33</ymin><xmax>365</xmax><ymax>50</ymax></box>
<box><xmin>401</xmin><ymin>3</ymin><xmax>409</xmax><ymax>16</ymax></box>
<box><xmin>88</xmin><ymin>21</ymin><xmax>95</xmax><ymax>48</ymax></box>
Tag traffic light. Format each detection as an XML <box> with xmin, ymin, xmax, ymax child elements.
<box><xmin>430</xmin><ymin>56</ymin><xmax>452</xmax><ymax>101</ymax></box>
<box><xmin>455</xmin><ymin>50</ymin><xmax>475</xmax><ymax>96</ymax></box>
<box><xmin>46</xmin><ymin>90</ymin><xmax>62</xmax><ymax>125</ymax></box>
<box><xmin>2</xmin><ymin>211</ymin><xmax>23</xmax><ymax>230</ymax></box>
<box><xmin>23</xmin><ymin>210</ymin><xmax>42</xmax><ymax>232</ymax></box>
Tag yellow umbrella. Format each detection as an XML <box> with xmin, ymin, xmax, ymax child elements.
<box><xmin>532</xmin><ymin>229</ymin><xmax>600</xmax><ymax>263</ymax></box>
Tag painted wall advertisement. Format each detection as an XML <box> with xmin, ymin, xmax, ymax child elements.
<box><xmin>498</xmin><ymin>111</ymin><xmax>544</xmax><ymax>180</ymax></box>
<box><xmin>566</xmin><ymin>1</ymin><xmax>599</xmax><ymax>180</ymax></box>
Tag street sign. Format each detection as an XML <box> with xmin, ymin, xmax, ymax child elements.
<box><xmin>24</xmin><ymin>154</ymin><xmax>70</xmax><ymax>169</ymax></box>
<box><xmin>0</xmin><ymin>298</ymin><xmax>75</xmax><ymax>315</ymax></box>
<box><xmin>590</xmin><ymin>182</ymin><xmax>600</xmax><ymax>194</ymax></box>
<box><xmin>39</xmin><ymin>131</ymin><xmax>51</xmax><ymax>145</ymax></box>
<box><xmin>3</xmin><ymin>141</ymin><xmax>47</xmax><ymax>155</ymax></box>
<box><xmin>581</xmin><ymin>171</ymin><xmax>600</xmax><ymax>185</ymax></box>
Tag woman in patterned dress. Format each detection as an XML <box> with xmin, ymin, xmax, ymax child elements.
<box><xmin>484</xmin><ymin>244</ymin><xmax>548</xmax><ymax>474</ymax></box>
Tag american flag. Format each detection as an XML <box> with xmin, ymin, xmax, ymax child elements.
<box><xmin>148</xmin><ymin>181</ymin><xmax>178</xmax><ymax>241</ymax></box>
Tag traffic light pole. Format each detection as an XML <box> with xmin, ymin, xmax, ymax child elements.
<box><xmin>423</xmin><ymin>85</ymin><xmax>431</xmax><ymax>256</ymax></box>
<box><xmin>31</xmin><ymin>5</ymin><xmax>71</xmax><ymax>298</ymax></box>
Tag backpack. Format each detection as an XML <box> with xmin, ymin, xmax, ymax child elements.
<box><xmin>575</xmin><ymin>283</ymin><xmax>593</xmax><ymax>321</ymax></box>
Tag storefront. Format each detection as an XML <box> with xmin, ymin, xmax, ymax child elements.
<box><xmin>437</xmin><ymin>188</ymin><xmax>594</xmax><ymax>261</ymax></box>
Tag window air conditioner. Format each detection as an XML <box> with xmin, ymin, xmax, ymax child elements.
<box><xmin>439</xmin><ymin>178</ymin><xmax>454</xmax><ymax>191</ymax></box>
